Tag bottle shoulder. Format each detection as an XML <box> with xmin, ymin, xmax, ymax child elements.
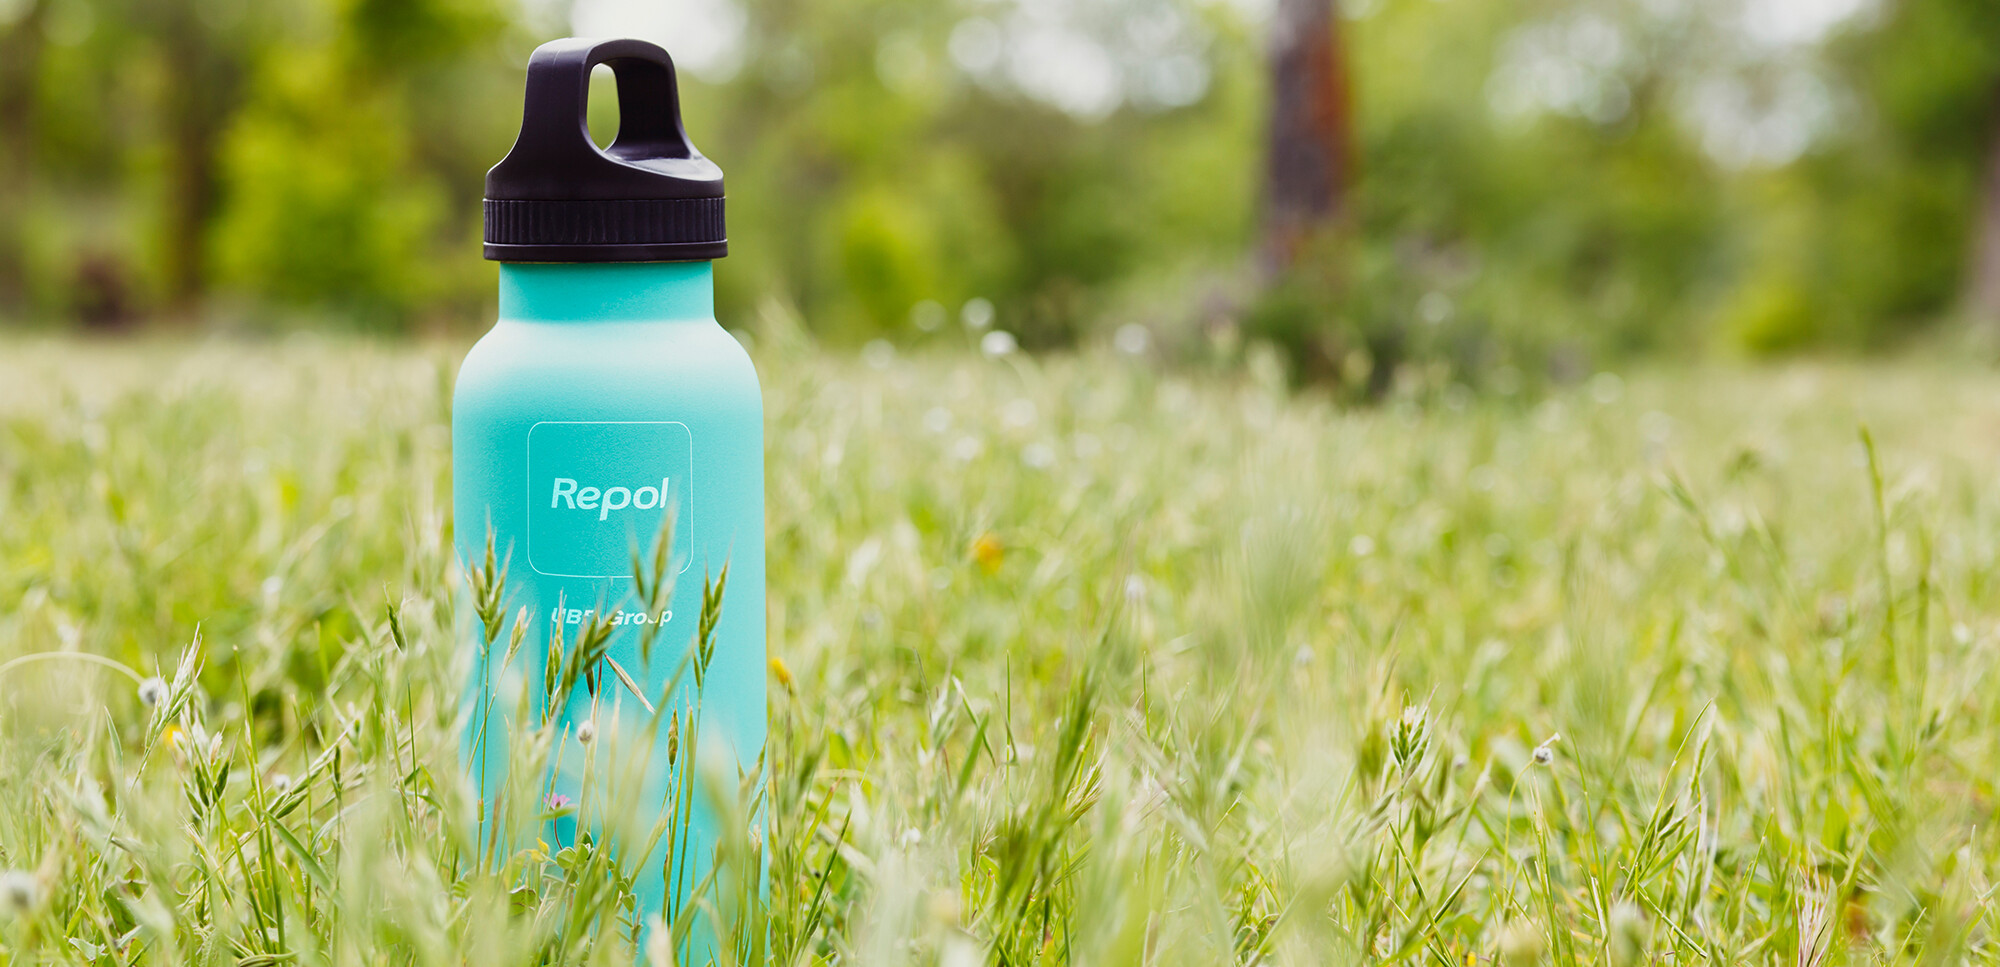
<box><xmin>456</xmin><ymin>317</ymin><xmax>762</xmax><ymax>418</ymax></box>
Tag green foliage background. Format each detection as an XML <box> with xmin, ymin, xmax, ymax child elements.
<box><xmin>2</xmin><ymin>0</ymin><xmax>1999</xmax><ymax>359</ymax></box>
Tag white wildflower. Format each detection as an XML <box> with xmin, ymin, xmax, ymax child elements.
<box><xmin>0</xmin><ymin>870</ymin><xmax>36</xmax><ymax>917</ymax></box>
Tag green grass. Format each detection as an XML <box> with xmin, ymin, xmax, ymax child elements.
<box><xmin>4</xmin><ymin>335</ymin><xmax>2000</xmax><ymax>965</ymax></box>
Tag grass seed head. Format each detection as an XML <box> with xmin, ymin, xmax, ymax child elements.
<box><xmin>928</xmin><ymin>889</ymin><xmax>963</xmax><ymax>927</ymax></box>
<box><xmin>1391</xmin><ymin>705</ymin><xmax>1431</xmax><ymax>767</ymax></box>
<box><xmin>1497</xmin><ymin>918</ymin><xmax>1545</xmax><ymax>966</ymax></box>
<box><xmin>645</xmin><ymin>915</ymin><xmax>674</xmax><ymax>967</ymax></box>
<box><xmin>1608</xmin><ymin>900</ymin><xmax>1649</xmax><ymax>966</ymax></box>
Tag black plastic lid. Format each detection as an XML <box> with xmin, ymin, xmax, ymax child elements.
<box><xmin>484</xmin><ymin>38</ymin><xmax>726</xmax><ymax>263</ymax></box>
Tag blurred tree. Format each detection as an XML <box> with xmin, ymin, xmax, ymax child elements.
<box><xmin>1973</xmin><ymin>93</ymin><xmax>2000</xmax><ymax>321</ymax></box>
<box><xmin>1725</xmin><ymin>0</ymin><xmax>2000</xmax><ymax>350</ymax></box>
<box><xmin>205</xmin><ymin>0</ymin><xmax>512</xmax><ymax>328</ymax></box>
<box><xmin>1260</xmin><ymin>0</ymin><xmax>1353</xmax><ymax>274</ymax></box>
<box><xmin>0</xmin><ymin>0</ymin><xmax>48</xmax><ymax>310</ymax></box>
<box><xmin>127</xmin><ymin>0</ymin><xmax>260</xmax><ymax>310</ymax></box>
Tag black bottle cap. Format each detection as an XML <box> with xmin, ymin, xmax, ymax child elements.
<box><xmin>484</xmin><ymin>38</ymin><xmax>726</xmax><ymax>263</ymax></box>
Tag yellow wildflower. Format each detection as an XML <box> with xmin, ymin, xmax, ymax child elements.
<box><xmin>971</xmin><ymin>532</ymin><xmax>1004</xmax><ymax>574</ymax></box>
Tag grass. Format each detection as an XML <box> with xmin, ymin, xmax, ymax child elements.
<box><xmin>4</xmin><ymin>332</ymin><xmax>2000</xmax><ymax>965</ymax></box>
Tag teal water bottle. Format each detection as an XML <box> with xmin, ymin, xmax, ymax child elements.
<box><xmin>453</xmin><ymin>37</ymin><xmax>764</xmax><ymax>943</ymax></box>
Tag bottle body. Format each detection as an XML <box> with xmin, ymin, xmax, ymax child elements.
<box><xmin>453</xmin><ymin>261</ymin><xmax>764</xmax><ymax>930</ymax></box>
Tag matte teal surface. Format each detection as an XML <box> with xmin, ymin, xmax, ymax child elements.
<box><xmin>454</xmin><ymin>261</ymin><xmax>764</xmax><ymax>937</ymax></box>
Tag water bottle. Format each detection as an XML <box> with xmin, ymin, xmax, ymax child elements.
<box><xmin>453</xmin><ymin>37</ymin><xmax>764</xmax><ymax>943</ymax></box>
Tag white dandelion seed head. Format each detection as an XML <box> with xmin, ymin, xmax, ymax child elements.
<box><xmin>0</xmin><ymin>870</ymin><xmax>37</xmax><ymax>916</ymax></box>
<box><xmin>980</xmin><ymin>330</ymin><xmax>1018</xmax><ymax>358</ymax></box>
<box><xmin>1113</xmin><ymin>323</ymin><xmax>1152</xmax><ymax>356</ymax></box>
<box><xmin>961</xmin><ymin>297</ymin><xmax>995</xmax><ymax>331</ymax></box>
<box><xmin>1532</xmin><ymin>734</ymin><xmax>1561</xmax><ymax>765</ymax></box>
<box><xmin>1000</xmin><ymin>397</ymin><xmax>1037</xmax><ymax>429</ymax></box>
<box><xmin>911</xmin><ymin>300</ymin><xmax>946</xmax><ymax>332</ymax></box>
<box><xmin>576</xmin><ymin>719</ymin><xmax>597</xmax><ymax>745</ymax></box>
<box><xmin>137</xmin><ymin>677</ymin><xmax>168</xmax><ymax>707</ymax></box>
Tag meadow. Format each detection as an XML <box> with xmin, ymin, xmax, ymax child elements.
<box><xmin>4</xmin><ymin>332</ymin><xmax>2000</xmax><ymax>965</ymax></box>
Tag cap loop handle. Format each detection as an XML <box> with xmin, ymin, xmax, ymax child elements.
<box><xmin>519</xmin><ymin>38</ymin><xmax>695</xmax><ymax>167</ymax></box>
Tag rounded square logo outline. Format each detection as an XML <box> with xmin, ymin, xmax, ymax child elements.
<box><xmin>526</xmin><ymin>420</ymin><xmax>695</xmax><ymax>579</ymax></box>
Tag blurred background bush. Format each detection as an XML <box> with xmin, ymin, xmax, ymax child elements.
<box><xmin>2</xmin><ymin>0</ymin><xmax>1998</xmax><ymax>383</ymax></box>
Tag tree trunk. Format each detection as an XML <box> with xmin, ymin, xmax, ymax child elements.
<box><xmin>1260</xmin><ymin>0</ymin><xmax>1354</xmax><ymax>276</ymax></box>
<box><xmin>157</xmin><ymin>2</ymin><xmax>243</xmax><ymax>313</ymax></box>
<box><xmin>1969</xmin><ymin>84</ymin><xmax>2000</xmax><ymax>326</ymax></box>
<box><xmin>0</xmin><ymin>0</ymin><xmax>48</xmax><ymax>311</ymax></box>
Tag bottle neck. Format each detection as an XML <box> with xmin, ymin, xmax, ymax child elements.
<box><xmin>498</xmin><ymin>261</ymin><xmax>715</xmax><ymax>323</ymax></box>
